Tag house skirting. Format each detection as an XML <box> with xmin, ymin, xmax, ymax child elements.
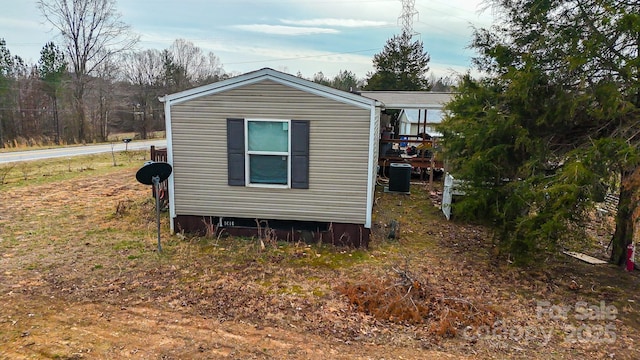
<box><xmin>174</xmin><ymin>215</ymin><xmax>370</xmax><ymax>248</ymax></box>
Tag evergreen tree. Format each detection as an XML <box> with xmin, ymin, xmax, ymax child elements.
<box><xmin>38</xmin><ymin>42</ymin><xmax>67</xmax><ymax>144</ymax></box>
<box><xmin>0</xmin><ymin>39</ymin><xmax>17</xmax><ymax>148</ymax></box>
<box><xmin>364</xmin><ymin>32</ymin><xmax>431</xmax><ymax>91</ymax></box>
<box><xmin>311</xmin><ymin>70</ymin><xmax>362</xmax><ymax>92</ymax></box>
<box><xmin>311</xmin><ymin>71</ymin><xmax>331</xmax><ymax>87</ymax></box>
<box><xmin>331</xmin><ymin>70</ymin><xmax>361</xmax><ymax>92</ymax></box>
<box><xmin>440</xmin><ymin>0</ymin><xmax>640</xmax><ymax>264</ymax></box>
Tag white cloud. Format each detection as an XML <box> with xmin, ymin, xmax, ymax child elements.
<box><xmin>233</xmin><ymin>24</ymin><xmax>339</xmax><ymax>36</ymax></box>
<box><xmin>186</xmin><ymin>36</ymin><xmax>375</xmax><ymax>77</ymax></box>
<box><xmin>0</xmin><ymin>0</ymin><xmax>492</xmax><ymax>79</ymax></box>
<box><xmin>297</xmin><ymin>1</ymin><xmax>398</xmax><ymax>23</ymax></box>
<box><xmin>202</xmin><ymin>39</ymin><xmax>373</xmax><ymax>66</ymax></box>
<box><xmin>280</xmin><ymin>18</ymin><xmax>390</xmax><ymax>28</ymax></box>
<box><xmin>429</xmin><ymin>61</ymin><xmax>480</xmax><ymax>78</ymax></box>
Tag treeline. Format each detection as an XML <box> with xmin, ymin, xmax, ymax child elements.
<box><xmin>0</xmin><ymin>38</ymin><xmax>229</xmax><ymax>148</ymax></box>
<box><xmin>1</xmin><ymin>16</ymin><xmax>453</xmax><ymax>149</ymax></box>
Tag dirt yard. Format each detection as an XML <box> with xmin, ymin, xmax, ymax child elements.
<box><xmin>1</xmin><ymin>163</ymin><xmax>640</xmax><ymax>359</ymax></box>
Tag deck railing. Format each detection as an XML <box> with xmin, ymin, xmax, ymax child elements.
<box><xmin>379</xmin><ymin>136</ymin><xmax>440</xmax><ymax>165</ymax></box>
<box><xmin>150</xmin><ymin>145</ymin><xmax>169</xmax><ymax>205</ymax></box>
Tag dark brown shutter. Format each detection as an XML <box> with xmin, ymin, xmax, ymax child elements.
<box><xmin>291</xmin><ymin>120</ymin><xmax>310</xmax><ymax>189</ymax></box>
<box><xmin>227</xmin><ymin>118</ymin><xmax>245</xmax><ymax>186</ymax></box>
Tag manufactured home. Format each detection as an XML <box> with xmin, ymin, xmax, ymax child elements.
<box><xmin>159</xmin><ymin>68</ymin><xmax>381</xmax><ymax>246</ymax></box>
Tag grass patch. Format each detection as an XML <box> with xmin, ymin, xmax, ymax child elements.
<box><xmin>85</xmin><ymin>227</ymin><xmax>119</xmax><ymax>236</ymax></box>
<box><xmin>0</xmin><ymin>151</ymin><xmax>148</xmax><ymax>189</ymax></box>
<box><xmin>1</xmin><ymin>162</ymin><xmax>639</xmax><ymax>359</ymax></box>
<box><xmin>113</xmin><ymin>239</ymin><xmax>147</xmax><ymax>251</ymax></box>
<box><xmin>278</xmin><ymin>284</ymin><xmax>304</xmax><ymax>295</ymax></box>
<box><xmin>0</xmin><ymin>132</ymin><xmax>165</xmax><ymax>152</ymax></box>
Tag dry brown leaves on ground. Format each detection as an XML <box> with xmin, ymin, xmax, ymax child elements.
<box><xmin>337</xmin><ymin>262</ymin><xmax>498</xmax><ymax>337</ymax></box>
<box><xmin>1</xmin><ymin>169</ymin><xmax>640</xmax><ymax>359</ymax></box>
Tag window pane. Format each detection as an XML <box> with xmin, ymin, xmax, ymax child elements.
<box><xmin>250</xmin><ymin>155</ymin><xmax>287</xmax><ymax>184</ymax></box>
<box><xmin>426</xmin><ymin>109</ymin><xmax>444</xmax><ymax>123</ymax></box>
<box><xmin>248</xmin><ymin>121</ymin><xmax>288</xmax><ymax>152</ymax></box>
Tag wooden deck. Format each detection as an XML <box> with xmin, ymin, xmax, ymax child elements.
<box><xmin>150</xmin><ymin>146</ymin><xmax>169</xmax><ymax>203</ymax></box>
<box><xmin>378</xmin><ymin>137</ymin><xmax>443</xmax><ymax>169</ymax></box>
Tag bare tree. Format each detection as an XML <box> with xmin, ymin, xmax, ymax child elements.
<box><xmin>428</xmin><ymin>74</ymin><xmax>456</xmax><ymax>92</ymax></box>
<box><xmin>202</xmin><ymin>51</ymin><xmax>226</xmax><ymax>83</ymax></box>
<box><xmin>92</xmin><ymin>54</ymin><xmax>118</xmax><ymax>141</ymax></box>
<box><xmin>121</xmin><ymin>49</ymin><xmax>164</xmax><ymax>89</ymax></box>
<box><xmin>121</xmin><ymin>49</ymin><xmax>164</xmax><ymax>139</ymax></box>
<box><xmin>168</xmin><ymin>39</ymin><xmax>225</xmax><ymax>90</ymax></box>
<box><xmin>38</xmin><ymin>0</ymin><xmax>138</xmax><ymax>142</ymax></box>
<box><xmin>16</xmin><ymin>65</ymin><xmax>50</xmax><ymax>143</ymax></box>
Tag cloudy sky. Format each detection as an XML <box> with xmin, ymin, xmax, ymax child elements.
<box><xmin>0</xmin><ymin>0</ymin><xmax>494</xmax><ymax>79</ymax></box>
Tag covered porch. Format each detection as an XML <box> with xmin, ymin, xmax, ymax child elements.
<box><xmin>360</xmin><ymin>91</ymin><xmax>453</xmax><ymax>179</ymax></box>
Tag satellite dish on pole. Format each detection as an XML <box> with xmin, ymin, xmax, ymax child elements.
<box><xmin>136</xmin><ymin>161</ymin><xmax>172</xmax><ymax>252</ymax></box>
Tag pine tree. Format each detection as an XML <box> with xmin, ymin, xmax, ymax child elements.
<box><xmin>38</xmin><ymin>42</ymin><xmax>67</xmax><ymax>144</ymax></box>
<box><xmin>364</xmin><ymin>32</ymin><xmax>431</xmax><ymax>91</ymax></box>
<box><xmin>331</xmin><ymin>70</ymin><xmax>361</xmax><ymax>92</ymax></box>
<box><xmin>0</xmin><ymin>39</ymin><xmax>17</xmax><ymax>148</ymax></box>
<box><xmin>440</xmin><ymin>0</ymin><xmax>640</xmax><ymax>264</ymax></box>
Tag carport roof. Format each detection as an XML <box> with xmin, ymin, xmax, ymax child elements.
<box><xmin>359</xmin><ymin>91</ymin><xmax>454</xmax><ymax>109</ymax></box>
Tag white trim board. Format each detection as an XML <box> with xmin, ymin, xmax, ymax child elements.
<box><xmin>563</xmin><ymin>251</ymin><xmax>608</xmax><ymax>265</ymax></box>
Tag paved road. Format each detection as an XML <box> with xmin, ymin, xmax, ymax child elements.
<box><xmin>0</xmin><ymin>139</ymin><xmax>167</xmax><ymax>164</ymax></box>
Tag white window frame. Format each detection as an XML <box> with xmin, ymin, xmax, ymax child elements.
<box><xmin>244</xmin><ymin>118</ymin><xmax>291</xmax><ymax>188</ymax></box>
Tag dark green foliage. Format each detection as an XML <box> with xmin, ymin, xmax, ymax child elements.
<box><xmin>364</xmin><ymin>32</ymin><xmax>431</xmax><ymax>91</ymax></box>
<box><xmin>0</xmin><ymin>39</ymin><xmax>13</xmax><ymax>78</ymax></box>
<box><xmin>311</xmin><ymin>70</ymin><xmax>362</xmax><ymax>92</ymax></box>
<box><xmin>38</xmin><ymin>42</ymin><xmax>67</xmax><ymax>144</ymax></box>
<box><xmin>38</xmin><ymin>42</ymin><xmax>67</xmax><ymax>84</ymax></box>
<box><xmin>440</xmin><ymin>0</ymin><xmax>640</xmax><ymax>264</ymax></box>
<box><xmin>330</xmin><ymin>70</ymin><xmax>361</xmax><ymax>92</ymax></box>
<box><xmin>0</xmin><ymin>39</ymin><xmax>9</xmax><ymax>147</ymax></box>
<box><xmin>311</xmin><ymin>71</ymin><xmax>331</xmax><ymax>87</ymax></box>
<box><xmin>0</xmin><ymin>39</ymin><xmax>23</xmax><ymax>148</ymax></box>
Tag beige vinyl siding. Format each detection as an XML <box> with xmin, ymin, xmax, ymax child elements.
<box><xmin>170</xmin><ymin>79</ymin><xmax>372</xmax><ymax>224</ymax></box>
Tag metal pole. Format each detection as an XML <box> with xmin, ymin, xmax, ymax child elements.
<box><xmin>153</xmin><ymin>175</ymin><xmax>162</xmax><ymax>253</ymax></box>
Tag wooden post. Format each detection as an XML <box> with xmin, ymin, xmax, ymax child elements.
<box><xmin>150</xmin><ymin>145</ymin><xmax>156</xmax><ymax>199</ymax></box>
<box><xmin>429</xmin><ymin>155</ymin><xmax>434</xmax><ymax>191</ymax></box>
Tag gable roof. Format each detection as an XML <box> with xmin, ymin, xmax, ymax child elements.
<box><xmin>359</xmin><ymin>91</ymin><xmax>453</xmax><ymax>109</ymax></box>
<box><xmin>160</xmin><ymin>68</ymin><xmax>380</xmax><ymax>110</ymax></box>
